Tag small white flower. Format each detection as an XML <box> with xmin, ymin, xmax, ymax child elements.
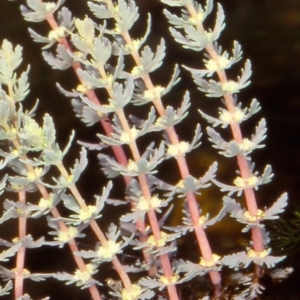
<box><xmin>244</xmin><ymin>209</ymin><xmax>265</xmax><ymax>222</ymax></box>
<box><xmin>159</xmin><ymin>274</ymin><xmax>180</xmax><ymax>285</ymax></box>
<box><xmin>48</xmin><ymin>26</ymin><xmax>67</xmax><ymax>41</ymax></box>
<box><xmin>121</xmin><ymin>284</ymin><xmax>143</xmax><ymax>300</ymax></box>
<box><xmin>6</xmin><ymin>127</ymin><xmax>17</xmax><ymax>139</ymax></box>
<box><xmin>120</xmin><ymin>127</ymin><xmax>140</xmax><ymax>144</ymax></box>
<box><xmin>247</xmin><ymin>248</ymin><xmax>270</xmax><ymax>258</ymax></box>
<box><xmin>125</xmin><ymin>39</ymin><xmax>141</xmax><ymax>53</ymax></box>
<box><xmin>199</xmin><ymin>254</ymin><xmax>221</xmax><ymax>267</ymax></box>
<box><xmin>221</xmin><ymin>81</ymin><xmax>239</xmax><ymax>94</ymax></box>
<box><xmin>147</xmin><ymin>232</ymin><xmax>169</xmax><ymax>248</ymax></box>
<box><xmin>44</xmin><ymin>2</ymin><xmax>56</xmax><ymax>13</ymax></box>
<box><xmin>136</xmin><ymin>195</ymin><xmax>162</xmax><ymax>211</ymax></box>
<box><xmin>73</xmin><ymin>264</ymin><xmax>95</xmax><ymax>284</ymax></box>
<box><xmin>143</xmin><ymin>86</ymin><xmax>165</xmax><ymax>101</ymax></box>
<box><xmin>233</xmin><ymin>109</ymin><xmax>245</xmax><ymax>122</ymax></box>
<box><xmin>176</xmin><ymin>179</ymin><xmax>185</xmax><ymax>189</ymax></box>
<box><xmin>78</xmin><ymin>205</ymin><xmax>97</xmax><ymax>221</ymax></box>
<box><xmin>198</xmin><ymin>215</ymin><xmax>208</xmax><ymax>225</ymax></box>
<box><xmin>167</xmin><ymin>141</ymin><xmax>190</xmax><ymax>158</ymax></box>
<box><xmin>97</xmin><ymin>240</ymin><xmax>121</xmax><ymax>259</ymax></box>
<box><xmin>76</xmin><ymin>84</ymin><xmax>92</xmax><ymax>93</ymax></box>
<box><xmin>219</xmin><ymin>109</ymin><xmax>245</xmax><ymax>124</ymax></box>
<box><xmin>188</xmin><ymin>11</ymin><xmax>205</xmax><ymax>25</ymax></box>
<box><xmin>155</xmin><ymin>114</ymin><xmax>179</xmax><ymax>127</ymax></box>
<box><xmin>114</xmin><ymin>24</ymin><xmax>122</xmax><ymax>34</ymax></box>
<box><xmin>234</xmin><ymin>175</ymin><xmax>259</xmax><ymax>188</ymax></box>
<box><xmin>127</xmin><ymin>160</ymin><xmax>139</xmax><ymax>172</ymax></box>
<box><xmin>131</xmin><ymin>65</ymin><xmax>144</xmax><ymax>77</ymax></box>
<box><xmin>38</xmin><ymin>194</ymin><xmax>54</xmax><ymax>209</ymax></box>
<box><xmin>56</xmin><ymin>227</ymin><xmax>78</xmax><ymax>243</ymax></box>
<box><xmin>219</xmin><ymin>110</ymin><xmax>232</xmax><ymax>123</ymax></box>
<box><xmin>239</xmin><ymin>138</ymin><xmax>254</xmax><ymax>152</ymax></box>
<box><xmin>27</xmin><ymin>167</ymin><xmax>43</xmax><ymax>182</ymax></box>
<box><xmin>205</xmin><ymin>56</ymin><xmax>230</xmax><ymax>72</ymax></box>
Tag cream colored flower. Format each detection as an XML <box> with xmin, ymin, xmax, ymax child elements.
<box><xmin>97</xmin><ymin>240</ymin><xmax>121</xmax><ymax>259</ymax></box>
<box><xmin>221</xmin><ymin>81</ymin><xmax>239</xmax><ymax>94</ymax></box>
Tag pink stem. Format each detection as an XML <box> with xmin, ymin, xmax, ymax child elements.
<box><xmin>185</xmin><ymin>5</ymin><xmax>264</xmax><ymax>254</ymax></box>
<box><xmin>125</xmin><ymin>41</ymin><xmax>222</xmax><ymax>287</ymax></box>
<box><xmin>15</xmin><ymin>190</ymin><xmax>27</xmax><ymax>299</ymax></box>
<box><xmin>45</xmin><ymin>12</ymin><xmax>154</xmax><ymax>273</ymax></box>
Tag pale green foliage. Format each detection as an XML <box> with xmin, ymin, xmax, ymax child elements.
<box><xmin>0</xmin><ymin>0</ymin><xmax>291</xmax><ymax>299</ymax></box>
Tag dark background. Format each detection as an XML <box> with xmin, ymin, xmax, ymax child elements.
<box><xmin>0</xmin><ymin>0</ymin><xmax>300</xmax><ymax>299</ymax></box>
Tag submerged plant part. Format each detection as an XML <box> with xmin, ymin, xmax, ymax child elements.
<box><xmin>0</xmin><ymin>0</ymin><xmax>292</xmax><ymax>299</ymax></box>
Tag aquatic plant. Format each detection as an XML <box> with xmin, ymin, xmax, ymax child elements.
<box><xmin>0</xmin><ymin>0</ymin><xmax>291</xmax><ymax>299</ymax></box>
